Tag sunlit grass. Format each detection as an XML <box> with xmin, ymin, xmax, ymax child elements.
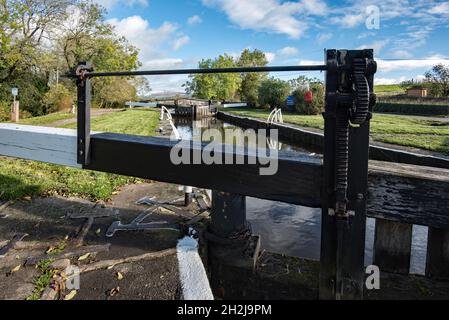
<box><xmin>0</xmin><ymin>108</ymin><xmax>160</xmax><ymax>201</ymax></box>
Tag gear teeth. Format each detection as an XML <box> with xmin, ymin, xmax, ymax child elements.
<box><xmin>351</xmin><ymin>58</ymin><xmax>370</xmax><ymax>125</ymax></box>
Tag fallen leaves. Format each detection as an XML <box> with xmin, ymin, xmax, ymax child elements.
<box><xmin>11</xmin><ymin>264</ymin><xmax>21</xmax><ymax>273</ymax></box>
<box><xmin>106</xmin><ymin>286</ymin><xmax>120</xmax><ymax>297</ymax></box>
<box><xmin>78</xmin><ymin>253</ymin><xmax>90</xmax><ymax>261</ymax></box>
<box><xmin>63</xmin><ymin>290</ymin><xmax>77</xmax><ymax>300</ymax></box>
<box><xmin>116</xmin><ymin>272</ymin><xmax>123</xmax><ymax>280</ymax></box>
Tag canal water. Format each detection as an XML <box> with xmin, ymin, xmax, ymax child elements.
<box><xmin>174</xmin><ymin>117</ymin><xmax>428</xmax><ymax>274</ymax></box>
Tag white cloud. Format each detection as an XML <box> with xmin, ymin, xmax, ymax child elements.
<box><xmin>298</xmin><ymin>59</ymin><xmax>323</xmax><ymax>66</ymax></box>
<box><xmin>107</xmin><ymin>16</ymin><xmax>190</xmax><ymax>93</ymax></box>
<box><xmin>143</xmin><ymin>58</ymin><xmax>184</xmax><ymax>69</ymax></box>
<box><xmin>316</xmin><ymin>32</ymin><xmax>332</xmax><ymax>44</ymax></box>
<box><xmin>187</xmin><ymin>15</ymin><xmax>203</xmax><ymax>25</ymax></box>
<box><xmin>332</xmin><ymin>14</ymin><xmax>365</xmax><ymax>28</ymax></box>
<box><xmin>377</xmin><ymin>56</ymin><xmax>449</xmax><ymax>72</ymax></box>
<box><xmin>173</xmin><ymin>35</ymin><xmax>190</xmax><ymax>50</ymax></box>
<box><xmin>202</xmin><ymin>0</ymin><xmax>328</xmax><ymax>38</ymax></box>
<box><xmin>357</xmin><ymin>39</ymin><xmax>389</xmax><ymax>55</ymax></box>
<box><xmin>108</xmin><ymin>16</ymin><xmax>178</xmax><ymax>61</ymax></box>
<box><xmin>278</xmin><ymin>47</ymin><xmax>299</xmax><ymax>56</ymax></box>
<box><xmin>429</xmin><ymin>2</ymin><xmax>449</xmax><ymax>15</ymax></box>
<box><xmin>389</xmin><ymin>50</ymin><xmax>412</xmax><ymax>59</ymax></box>
<box><xmin>374</xmin><ymin>76</ymin><xmax>409</xmax><ymax>85</ymax></box>
<box><xmin>94</xmin><ymin>0</ymin><xmax>148</xmax><ymax>10</ymax></box>
<box><xmin>265</xmin><ymin>52</ymin><xmax>276</xmax><ymax>63</ymax></box>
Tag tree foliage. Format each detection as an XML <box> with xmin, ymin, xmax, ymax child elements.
<box><xmin>185</xmin><ymin>54</ymin><xmax>240</xmax><ymax>101</ymax></box>
<box><xmin>424</xmin><ymin>64</ymin><xmax>449</xmax><ymax>97</ymax></box>
<box><xmin>258</xmin><ymin>78</ymin><xmax>290</xmax><ymax>109</ymax></box>
<box><xmin>237</xmin><ymin>49</ymin><xmax>268</xmax><ymax>106</ymax></box>
<box><xmin>288</xmin><ymin>76</ymin><xmax>324</xmax><ymax>114</ymax></box>
<box><xmin>0</xmin><ymin>0</ymin><xmax>145</xmax><ymax>116</ymax></box>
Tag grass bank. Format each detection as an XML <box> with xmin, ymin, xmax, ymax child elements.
<box><xmin>0</xmin><ymin>108</ymin><xmax>160</xmax><ymax>201</ymax></box>
<box><xmin>224</xmin><ymin>108</ymin><xmax>449</xmax><ymax>155</ymax></box>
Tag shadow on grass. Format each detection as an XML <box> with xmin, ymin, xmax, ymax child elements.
<box><xmin>0</xmin><ymin>173</ymin><xmax>41</xmax><ymax>200</ymax></box>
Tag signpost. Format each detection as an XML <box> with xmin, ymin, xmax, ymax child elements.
<box><xmin>11</xmin><ymin>88</ymin><xmax>19</xmax><ymax>122</ymax></box>
<box><xmin>286</xmin><ymin>95</ymin><xmax>295</xmax><ymax>111</ymax></box>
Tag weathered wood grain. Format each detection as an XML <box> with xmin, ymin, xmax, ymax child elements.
<box><xmin>373</xmin><ymin>219</ymin><xmax>412</xmax><ymax>274</ymax></box>
<box><xmin>0</xmin><ymin>123</ymin><xmax>81</xmax><ymax>168</ymax></box>
<box><xmin>426</xmin><ymin>227</ymin><xmax>449</xmax><ymax>279</ymax></box>
<box><xmin>367</xmin><ymin>161</ymin><xmax>449</xmax><ymax>228</ymax></box>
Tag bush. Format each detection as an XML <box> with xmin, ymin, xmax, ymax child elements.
<box><xmin>258</xmin><ymin>78</ymin><xmax>290</xmax><ymax>109</ymax></box>
<box><xmin>0</xmin><ymin>73</ymin><xmax>49</xmax><ymax>116</ymax></box>
<box><xmin>43</xmin><ymin>84</ymin><xmax>74</xmax><ymax>113</ymax></box>
<box><xmin>0</xmin><ymin>100</ymin><xmax>10</xmax><ymax>121</ymax></box>
<box><xmin>293</xmin><ymin>83</ymin><xmax>324</xmax><ymax>115</ymax></box>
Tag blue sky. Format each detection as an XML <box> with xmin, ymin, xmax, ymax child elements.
<box><xmin>95</xmin><ymin>0</ymin><xmax>449</xmax><ymax>93</ymax></box>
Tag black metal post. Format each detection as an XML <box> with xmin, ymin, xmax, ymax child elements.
<box><xmin>76</xmin><ymin>62</ymin><xmax>93</xmax><ymax>166</ymax></box>
<box><xmin>319</xmin><ymin>49</ymin><xmax>376</xmax><ymax>300</ymax></box>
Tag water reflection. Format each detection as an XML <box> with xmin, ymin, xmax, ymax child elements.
<box><xmin>175</xmin><ymin>116</ymin><xmax>428</xmax><ymax>274</ymax></box>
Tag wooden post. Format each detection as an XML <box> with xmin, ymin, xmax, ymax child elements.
<box><xmin>426</xmin><ymin>227</ymin><xmax>449</xmax><ymax>279</ymax></box>
<box><xmin>208</xmin><ymin>190</ymin><xmax>261</xmax><ymax>299</ymax></box>
<box><xmin>10</xmin><ymin>100</ymin><xmax>19</xmax><ymax>122</ymax></box>
<box><xmin>210</xmin><ymin>191</ymin><xmax>247</xmax><ymax>237</ymax></box>
<box><xmin>373</xmin><ymin>219</ymin><xmax>412</xmax><ymax>274</ymax></box>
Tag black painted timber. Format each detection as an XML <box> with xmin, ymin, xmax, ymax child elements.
<box><xmin>217</xmin><ymin>111</ymin><xmax>449</xmax><ymax>170</ymax></box>
<box><xmin>80</xmin><ymin>132</ymin><xmax>449</xmax><ymax>229</ymax></box>
<box><xmin>85</xmin><ymin>132</ymin><xmax>323</xmax><ymax>208</ymax></box>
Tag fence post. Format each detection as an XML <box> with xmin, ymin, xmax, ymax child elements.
<box><xmin>319</xmin><ymin>49</ymin><xmax>376</xmax><ymax>300</ymax></box>
<box><xmin>10</xmin><ymin>100</ymin><xmax>19</xmax><ymax>122</ymax></box>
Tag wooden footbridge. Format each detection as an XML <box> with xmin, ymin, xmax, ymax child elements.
<box><xmin>0</xmin><ymin>49</ymin><xmax>448</xmax><ymax>299</ymax></box>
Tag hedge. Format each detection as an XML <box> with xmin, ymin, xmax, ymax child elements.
<box><xmin>375</xmin><ymin>102</ymin><xmax>449</xmax><ymax>116</ymax></box>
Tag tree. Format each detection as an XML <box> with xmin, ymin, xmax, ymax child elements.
<box><xmin>0</xmin><ymin>0</ymin><xmax>145</xmax><ymax>114</ymax></box>
<box><xmin>258</xmin><ymin>78</ymin><xmax>290</xmax><ymax>109</ymax></box>
<box><xmin>43</xmin><ymin>83</ymin><xmax>74</xmax><ymax>113</ymax></box>
<box><xmin>292</xmin><ymin>82</ymin><xmax>324</xmax><ymax>115</ymax></box>
<box><xmin>185</xmin><ymin>54</ymin><xmax>240</xmax><ymax>101</ymax></box>
<box><xmin>237</xmin><ymin>49</ymin><xmax>268</xmax><ymax>106</ymax></box>
<box><xmin>425</xmin><ymin>64</ymin><xmax>449</xmax><ymax>97</ymax></box>
<box><xmin>0</xmin><ymin>0</ymin><xmax>72</xmax><ymax>82</ymax></box>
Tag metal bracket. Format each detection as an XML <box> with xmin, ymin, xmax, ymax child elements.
<box><xmin>75</xmin><ymin>62</ymin><xmax>94</xmax><ymax>166</ymax></box>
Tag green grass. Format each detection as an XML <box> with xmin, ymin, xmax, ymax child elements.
<box><xmin>0</xmin><ymin>109</ymin><xmax>160</xmax><ymax>201</ymax></box>
<box><xmin>62</xmin><ymin>109</ymin><xmax>159</xmax><ymax>135</ymax></box>
<box><xmin>225</xmin><ymin>108</ymin><xmax>449</xmax><ymax>155</ymax></box>
<box><xmin>18</xmin><ymin>112</ymin><xmax>76</xmax><ymax>126</ymax></box>
<box><xmin>374</xmin><ymin>84</ymin><xmax>404</xmax><ymax>93</ymax></box>
<box><xmin>27</xmin><ymin>259</ymin><xmax>57</xmax><ymax>300</ymax></box>
<box><xmin>374</xmin><ymin>84</ymin><xmax>404</xmax><ymax>96</ymax></box>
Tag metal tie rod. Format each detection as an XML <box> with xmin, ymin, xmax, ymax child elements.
<box><xmin>80</xmin><ymin>65</ymin><xmax>327</xmax><ymax>78</ymax></box>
